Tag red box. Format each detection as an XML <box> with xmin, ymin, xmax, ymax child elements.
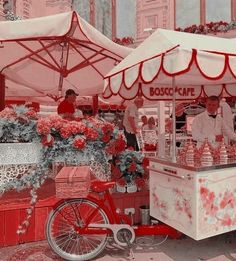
<box><xmin>55</xmin><ymin>166</ymin><xmax>91</xmax><ymax>199</ymax></box>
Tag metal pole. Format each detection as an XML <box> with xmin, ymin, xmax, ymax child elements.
<box><xmin>157</xmin><ymin>101</ymin><xmax>165</xmax><ymax>158</ymax></box>
<box><xmin>172</xmin><ymin>77</ymin><xmax>176</xmax><ymax>162</ymax></box>
<box><xmin>0</xmin><ymin>74</ymin><xmax>5</xmax><ymax>111</ymax></box>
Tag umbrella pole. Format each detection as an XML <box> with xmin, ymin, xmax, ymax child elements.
<box><xmin>58</xmin><ymin>75</ymin><xmax>64</xmax><ymax>97</ymax></box>
<box><xmin>0</xmin><ymin>74</ymin><xmax>5</xmax><ymax>111</ymax></box>
<box><xmin>172</xmin><ymin>77</ymin><xmax>176</xmax><ymax>162</ymax></box>
<box><xmin>93</xmin><ymin>95</ymin><xmax>98</xmax><ymax>115</ymax></box>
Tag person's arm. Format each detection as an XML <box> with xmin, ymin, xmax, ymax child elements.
<box><xmin>127</xmin><ymin>106</ymin><xmax>139</xmax><ymax>133</ymax></box>
<box><xmin>128</xmin><ymin>116</ymin><xmax>138</xmax><ymax>133</ymax></box>
<box><xmin>222</xmin><ymin>119</ymin><xmax>236</xmax><ymax>141</ymax></box>
<box><xmin>75</xmin><ymin>109</ymin><xmax>84</xmax><ymax>119</ymax></box>
<box><xmin>60</xmin><ymin>112</ymin><xmax>75</xmax><ymax>120</ymax></box>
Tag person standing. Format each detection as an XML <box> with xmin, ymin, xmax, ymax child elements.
<box><xmin>191</xmin><ymin>96</ymin><xmax>236</xmax><ymax>147</ymax></box>
<box><xmin>140</xmin><ymin>115</ymin><xmax>148</xmax><ymax>129</ymax></box>
<box><xmin>166</xmin><ymin>103</ymin><xmax>187</xmax><ymax>133</ymax></box>
<box><xmin>142</xmin><ymin>117</ymin><xmax>158</xmax><ymax>151</ymax></box>
<box><xmin>123</xmin><ymin>97</ymin><xmax>144</xmax><ymax>150</ymax></box>
<box><xmin>57</xmin><ymin>89</ymin><xmax>82</xmax><ymax>120</ymax></box>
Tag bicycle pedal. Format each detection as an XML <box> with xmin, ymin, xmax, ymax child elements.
<box><xmin>151</xmin><ymin>219</ymin><xmax>159</xmax><ymax>225</ymax></box>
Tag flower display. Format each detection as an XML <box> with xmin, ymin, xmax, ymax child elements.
<box><xmin>113</xmin><ymin>36</ymin><xmax>134</xmax><ymax>45</ymax></box>
<box><xmin>176</xmin><ymin>20</ymin><xmax>236</xmax><ymax>35</ymax></box>
<box><xmin>4</xmin><ymin>11</ymin><xmax>22</xmax><ymax>21</ymax></box>
<box><xmin>112</xmin><ymin>149</ymin><xmax>149</xmax><ymax>187</ymax></box>
<box><xmin>36</xmin><ymin>115</ymin><xmax>125</xmax><ymax>156</ymax></box>
<box><xmin>0</xmin><ymin>105</ymin><xmax>39</xmax><ymax>143</ymax></box>
<box><xmin>0</xmin><ymin>109</ymin><xmax>129</xmax><ymax>233</ymax></box>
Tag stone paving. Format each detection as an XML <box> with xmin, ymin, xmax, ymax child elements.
<box><xmin>0</xmin><ymin>233</ymin><xmax>236</xmax><ymax>261</ymax></box>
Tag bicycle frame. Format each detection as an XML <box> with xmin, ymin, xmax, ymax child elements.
<box><xmin>53</xmin><ymin>189</ymin><xmax>181</xmax><ymax>239</ymax></box>
<box><xmin>53</xmin><ymin>189</ymin><xmax>131</xmax><ymax>236</ymax></box>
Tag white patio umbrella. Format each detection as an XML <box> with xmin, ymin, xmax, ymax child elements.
<box><xmin>0</xmin><ymin>11</ymin><xmax>131</xmax><ymax>101</ymax></box>
<box><xmin>103</xmin><ymin>29</ymin><xmax>236</xmax><ymax>160</ymax></box>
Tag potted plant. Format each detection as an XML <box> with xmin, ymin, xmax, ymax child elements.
<box><xmin>112</xmin><ymin>149</ymin><xmax>149</xmax><ymax>193</ymax></box>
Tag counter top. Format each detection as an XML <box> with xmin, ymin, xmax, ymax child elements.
<box><xmin>149</xmin><ymin>157</ymin><xmax>236</xmax><ymax>172</ymax></box>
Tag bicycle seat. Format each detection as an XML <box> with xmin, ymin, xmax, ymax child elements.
<box><xmin>91</xmin><ymin>180</ymin><xmax>116</xmax><ymax>192</ymax></box>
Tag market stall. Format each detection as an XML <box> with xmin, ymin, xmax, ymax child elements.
<box><xmin>104</xmin><ymin>28</ymin><xmax>236</xmax><ymax>240</ymax></box>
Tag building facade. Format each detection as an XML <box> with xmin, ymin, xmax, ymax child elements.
<box><xmin>136</xmin><ymin>0</ymin><xmax>236</xmax><ymax>42</ymax></box>
<box><xmin>1</xmin><ymin>0</ymin><xmax>236</xmax><ymax>41</ymax></box>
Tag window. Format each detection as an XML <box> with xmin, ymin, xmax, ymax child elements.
<box><xmin>206</xmin><ymin>0</ymin><xmax>231</xmax><ymax>23</ymax></box>
<box><xmin>94</xmin><ymin>0</ymin><xmax>112</xmax><ymax>39</ymax></box>
<box><xmin>72</xmin><ymin>0</ymin><xmax>90</xmax><ymax>23</ymax></box>
<box><xmin>116</xmin><ymin>0</ymin><xmax>136</xmax><ymax>38</ymax></box>
<box><xmin>176</xmin><ymin>0</ymin><xmax>200</xmax><ymax>28</ymax></box>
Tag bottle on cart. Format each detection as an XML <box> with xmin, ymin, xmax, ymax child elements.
<box><xmin>201</xmin><ymin>138</ymin><xmax>213</xmax><ymax>166</ymax></box>
<box><xmin>185</xmin><ymin>139</ymin><xmax>195</xmax><ymax>165</ymax></box>
<box><xmin>219</xmin><ymin>139</ymin><xmax>228</xmax><ymax>164</ymax></box>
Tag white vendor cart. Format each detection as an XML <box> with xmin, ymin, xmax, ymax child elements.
<box><xmin>149</xmin><ymin>158</ymin><xmax>236</xmax><ymax>240</ymax></box>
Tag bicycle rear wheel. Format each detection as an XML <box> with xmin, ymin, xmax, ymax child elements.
<box><xmin>46</xmin><ymin>198</ymin><xmax>109</xmax><ymax>261</ymax></box>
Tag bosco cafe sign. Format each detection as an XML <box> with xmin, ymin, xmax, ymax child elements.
<box><xmin>142</xmin><ymin>85</ymin><xmax>202</xmax><ymax>100</ymax></box>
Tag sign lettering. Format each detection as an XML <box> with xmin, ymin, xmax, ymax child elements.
<box><xmin>149</xmin><ymin>87</ymin><xmax>195</xmax><ymax>97</ymax></box>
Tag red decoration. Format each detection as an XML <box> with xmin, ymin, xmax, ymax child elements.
<box><xmin>175</xmin><ymin>20</ymin><xmax>235</xmax><ymax>35</ymax></box>
<box><xmin>73</xmin><ymin>138</ymin><xmax>86</xmax><ymax>150</ymax></box>
<box><xmin>113</xmin><ymin>36</ymin><xmax>134</xmax><ymax>46</ymax></box>
<box><xmin>41</xmin><ymin>135</ymin><xmax>54</xmax><ymax>147</ymax></box>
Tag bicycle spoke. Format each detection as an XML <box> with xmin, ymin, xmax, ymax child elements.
<box><xmin>47</xmin><ymin>199</ymin><xmax>109</xmax><ymax>260</ymax></box>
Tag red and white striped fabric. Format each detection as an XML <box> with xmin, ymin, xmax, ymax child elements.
<box><xmin>103</xmin><ymin>29</ymin><xmax>236</xmax><ymax>101</ymax></box>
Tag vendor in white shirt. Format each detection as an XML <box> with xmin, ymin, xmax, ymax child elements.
<box><xmin>123</xmin><ymin>97</ymin><xmax>144</xmax><ymax>151</ymax></box>
<box><xmin>192</xmin><ymin>96</ymin><xmax>236</xmax><ymax>148</ymax></box>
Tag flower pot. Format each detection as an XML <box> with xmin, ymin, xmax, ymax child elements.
<box><xmin>126</xmin><ymin>183</ymin><xmax>137</xmax><ymax>193</ymax></box>
<box><xmin>116</xmin><ymin>183</ymin><xmax>126</xmax><ymax>193</ymax></box>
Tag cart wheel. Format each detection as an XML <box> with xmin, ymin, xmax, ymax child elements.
<box><xmin>46</xmin><ymin>199</ymin><xmax>109</xmax><ymax>261</ymax></box>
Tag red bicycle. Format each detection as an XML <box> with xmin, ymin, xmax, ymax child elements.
<box><xmin>46</xmin><ymin>180</ymin><xmax>181</xmax><ymax>261</ymax></box>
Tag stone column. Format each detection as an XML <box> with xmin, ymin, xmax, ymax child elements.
<box><xmin>200</xmin><ymin>0</ymin><xmax>206</xmax><ymax>25</ymax></box>
<box><xmin>231</xmin><ymin>0</ymin><xmax>236</xmax><ymax>21</ymax></box>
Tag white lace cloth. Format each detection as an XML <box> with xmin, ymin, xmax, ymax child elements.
<box><xmin>0</xmin><ymin>164</ymin><xmax>37</xmax><ymax>190</ymax></box>
<box><xmin>0</xmin><ymin>143</ymin><xmax>42</xmax><ymax>189</ymax></box>
<box><xmin>0</xmin><ymin>143</ymin><xmax>42</xmax><ymax>165</ymax></box>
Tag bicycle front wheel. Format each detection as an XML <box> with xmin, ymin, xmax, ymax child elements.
<box><xmin>46</xmin><ymin>198</ymin><xmax>109</xmax><ymax>261</ymax></box>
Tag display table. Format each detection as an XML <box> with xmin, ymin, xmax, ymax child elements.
<box><xmin>149</xmin><ymin>158</ymin><xmax>236</xmax><ymax>240</ymax></box>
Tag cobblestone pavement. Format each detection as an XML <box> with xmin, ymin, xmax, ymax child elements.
<box><xmin>0</xmin><ymin>233</ymin><xmax>236</xmax><ymax>261</ymax></box>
